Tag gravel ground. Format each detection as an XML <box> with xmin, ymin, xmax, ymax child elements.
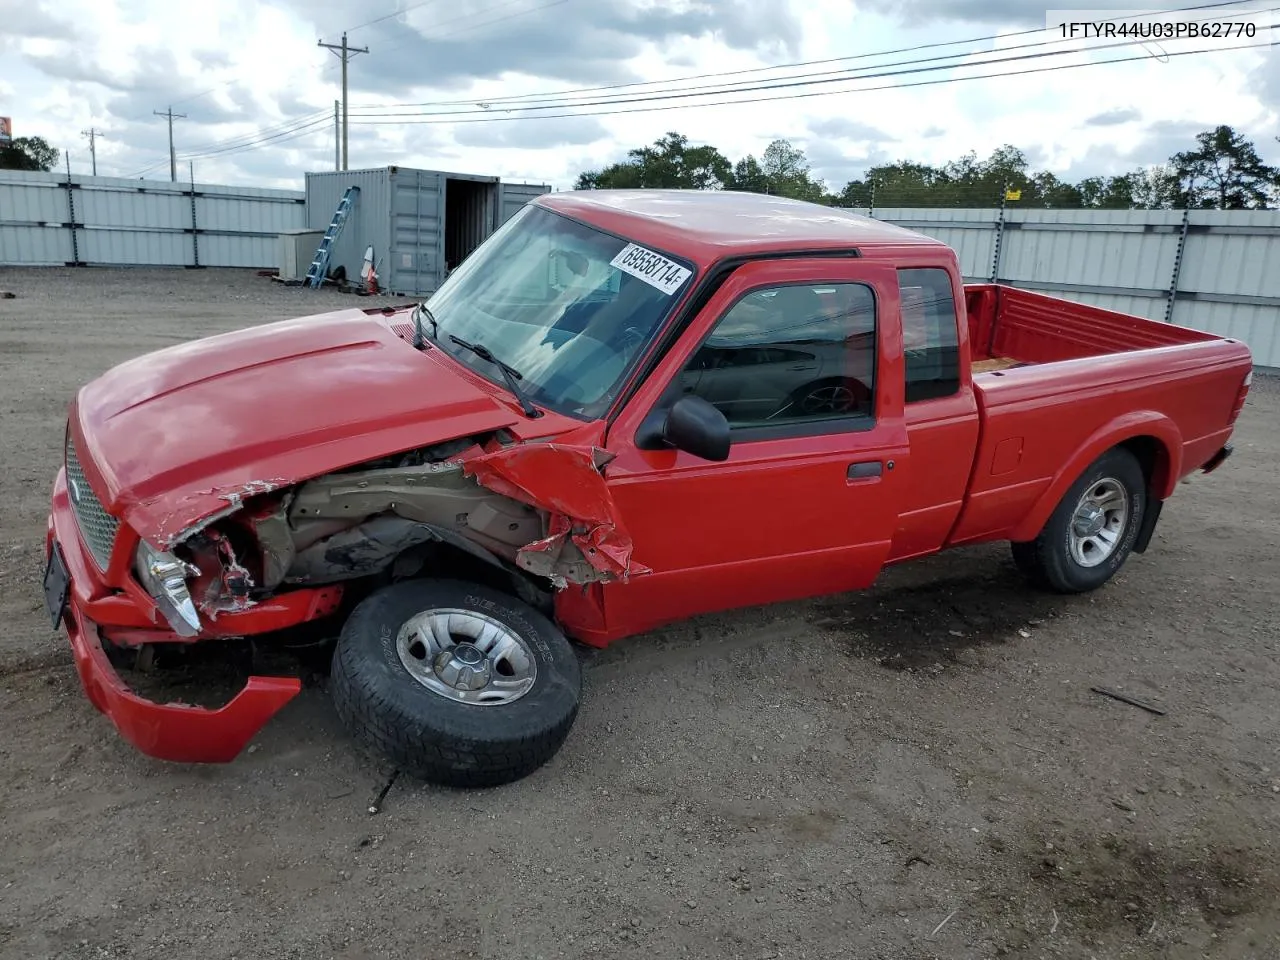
<box><xmin>1</xmin><ymin>266</ymin><xmax>1277</xmax><ymax>960</ymax></box>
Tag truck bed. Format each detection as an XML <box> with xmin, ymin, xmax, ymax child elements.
<box><xmin>963</xmin><ymin>284</ymin><xmax>1218</xmax><ymax>369</ymax></box>
<box><xmin>943</xmin><ymin>284</ymin><xmax>1253</xmax><ymax>549</ymax></box>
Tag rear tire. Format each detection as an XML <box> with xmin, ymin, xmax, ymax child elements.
<box><xmin>1011</xmin><ymin>447</ymin><xmax>1146</xmax><ymax>594</ymax></box>
<box><xmin>330</xmin><ymin>578</ymin><xmax>582</xmax><ymax>788</ymax></box>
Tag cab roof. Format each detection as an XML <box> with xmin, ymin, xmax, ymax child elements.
<box><xmin>534</xmin><ymin>189</ymin><xmax>947</xmax><ymax>266</ymax></box>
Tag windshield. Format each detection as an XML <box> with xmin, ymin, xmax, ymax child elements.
<box><xmin>422</xmin><ymin>204</ymin><xmax>696</xmax><ymax>418</ymax></box>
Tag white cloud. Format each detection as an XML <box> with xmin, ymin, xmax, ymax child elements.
<box><xmin>2</xmin><ymin>0</ymin><xmax>1277</xmax><ymax>192</ymax></box>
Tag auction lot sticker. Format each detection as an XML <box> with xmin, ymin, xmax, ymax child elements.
<box><xmin>610</xmin><ymin>243</ymin><xmax>692</xmax><ymax>295</ymax></box>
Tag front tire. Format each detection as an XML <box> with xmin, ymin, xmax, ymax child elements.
<box><xmin>330</xmin><ymin>578</ymin><xmax>582</xmax><ymax>788</ymax></box>
<box><xmin>1011</xmin><ymin>447</ymin><xmax>1146</xmax><ymax>593</ymax></box>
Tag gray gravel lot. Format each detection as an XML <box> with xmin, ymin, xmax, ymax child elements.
<box><xmin>1</xmin><ymin>266</ymin><xmax>1278</xmax><ymax>960</ymax></box>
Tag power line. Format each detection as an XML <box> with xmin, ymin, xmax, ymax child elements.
<box><xmin>122</xmin><ymin>110</ymin><xmax>333</xmax><ymax>178</ymax></box>
<box><xmin>106</xmin><ymin>0</ymin><xmax>574</xmax><ymax>178</ymax></box>
<box><xmin>348</xmin><ymin>34</ymin><xmax>1275</xmax><ymax>126</ymax></box>
<box><xmin>350</xmin><ymin>0</ymin><xmax>1261</xmax><ymax>110</ymax></box>
<box><xmin>351</xmin><ymin>7</ymin><xmax>1276</xmax><ymax>120</ymax></box>
<box><xmin>179</xmin><ymin>116</ymin><xmax>335</xmax><ymax>162</ymax></box>
<box><xmin>344</xmin><ymin>0</ymin><xmax>444</xmax><ymax>34</ymax></box>
<box><xmin>123</xmin><ymin>115</ymin><xmax>333</xmax><ymax>178</ymax></box>
<box><xmin>110</xmin><ymin>0</ymin><xmax>1264</xmax><ymax>178</ymax></box>
<box><xmin>177</xmin><ymin>110</ymin><xmax>333</xmax><ymax>155</ymax></box>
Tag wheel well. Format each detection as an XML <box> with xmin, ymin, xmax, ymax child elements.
<box><xmin>1119</xmin><ymin>435</ymin><xmax>1170</xmax><ymax>494</ymax></box>
<box><xmin>390</xmin><ymin>540</ymin><xmax>554</xmax><ymax>614</ymax></box>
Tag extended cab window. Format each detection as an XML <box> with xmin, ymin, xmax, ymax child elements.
<box><xmin>678</xmin><ymin>282</ymin><xmax>876</xmax><ymax>429</ymax></box>
<box><xmin>899</xmin><ymin>267</ymin><xmax>960</xmax><ymax>402</ymax></box>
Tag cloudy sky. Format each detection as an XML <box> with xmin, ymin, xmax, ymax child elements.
<box><xmin>2</xmin><ymin>0</ymin><xmax>1278</xmax><ymax>193</ymax></box>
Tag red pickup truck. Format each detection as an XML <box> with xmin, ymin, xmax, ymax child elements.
<box><xmin>44</xmin><ymin>190</ymin><xmax>1253</xmax><ymax>787</ymax></box>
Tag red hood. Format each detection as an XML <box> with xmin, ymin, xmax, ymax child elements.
<box><xmin>70</xmin><ymin>306</ymin><xmax>576</xmax><ymax>547</ymax></box>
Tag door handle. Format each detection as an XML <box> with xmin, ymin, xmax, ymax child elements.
<box><xmin>847</xmin><ymin>460</ymin><xmax>882</xmax><ymax>479</ymax></box>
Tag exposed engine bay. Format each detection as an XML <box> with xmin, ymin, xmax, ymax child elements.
<box><xmin>139</xmin><ymin>433</ymin><xmax>640</xmax><ymax>638</ymax></box>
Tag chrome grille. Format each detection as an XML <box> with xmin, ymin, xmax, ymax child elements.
<box><xmin>64</xmin><ymin>433</ymin><xmax>120</xmax><ymax>569</ymax></box>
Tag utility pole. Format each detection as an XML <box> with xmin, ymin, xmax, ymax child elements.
<box><xmin>153</xmin><ymin>106</ymin><xmax>187</xmax><ymax>182</ymax></box>
<box><xmin>334</xmin><ymin>99</ymin><xmax>340</xmax><ymax>171</ymax></box>
<box><xmin>318</xmin><ymin>32</ymin><xmax>368</xmax><ymax>170</ymax></box>
<box><xmin>80</xmin><ymin>127</ymin><xmax>103</xmax><ymax>176</ymax></box>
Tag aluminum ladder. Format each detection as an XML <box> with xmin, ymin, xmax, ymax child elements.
<box><xmin>305</xmin><ymin>186</ymin><xmax>360</xmax><ymax>289</ymax></box>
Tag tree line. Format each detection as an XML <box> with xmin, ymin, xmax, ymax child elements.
<box><xmin>574</xmin><ymin>125</ymin><xmax>1280</xmax><ymax>210</ymax></box>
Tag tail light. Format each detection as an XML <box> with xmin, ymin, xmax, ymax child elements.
<box><xmin>1230</xmin><ymin>370</ymin><xmax>1251</xmax><ymax>424</ymax></box>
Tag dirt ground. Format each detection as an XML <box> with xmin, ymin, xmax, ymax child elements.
<box><xmin>1</xmin><ymin>266</ymin><xmax>1277</xmax><ymax>960</ymax></box>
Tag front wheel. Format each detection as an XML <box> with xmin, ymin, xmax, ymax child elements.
<box><xmin>1011</xmin><ymin>447</ymin><xmax>1146</xmax><ymax>593</ymax></box>
<box><xmin>330</xmin><ymin>578</ymin><xmax>582</xmax><ymax>788</ymax></box>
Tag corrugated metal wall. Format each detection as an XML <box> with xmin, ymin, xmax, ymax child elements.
<box><xmin>864</xmin><ymin>206</ymin><xmax>1280</xmax><ymax>368</ymax></box>
<box><xmin>0</xmin><ymin>169</ymin><xmax>305</xmax><ymax>267</ymax></box>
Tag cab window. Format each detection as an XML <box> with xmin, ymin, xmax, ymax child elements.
<box><xmin>677</xmin><ymin>282</ymin><xmax>877</xmax><ymax>430</ymax></box>
<box><xmin>899</xmin><ymin>267</ymin><xmax>960</xmax><ymax>402</ymax></box>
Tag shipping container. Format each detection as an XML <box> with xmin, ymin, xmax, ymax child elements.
<box><xmin>303</xmin><ymin>166</ymin><xmax>551</xmax><ymax>296</ymax></box>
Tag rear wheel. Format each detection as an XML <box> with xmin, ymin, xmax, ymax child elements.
<box><xmin>1011</xmin><ymin>447</ymin><xmax>1146</xmax><ymax>593</ymax></box>
<box><xmin>330</xmin><ymin>578</ymin><xmax>582</xmax><ymax>788</ymax></box>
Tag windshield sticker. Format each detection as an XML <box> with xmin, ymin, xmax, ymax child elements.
<box><xmin>609</xmin><ymin>243</ymin><xmax>692</xmax><ymax>295</ymax></box>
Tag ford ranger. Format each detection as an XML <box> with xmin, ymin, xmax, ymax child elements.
<box><xmin>43</xmin><ymin>189</ymin><xmax>1253</xmax><ymax>787</ymax></box>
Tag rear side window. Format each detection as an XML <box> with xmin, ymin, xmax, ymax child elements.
<box><xmin>899</xmin><ymin>268</ymin><xmax>960</xmax><ymax>402</ymax></box>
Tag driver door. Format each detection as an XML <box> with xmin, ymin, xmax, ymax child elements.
<box><xmin>600</xmin><ymin>257</ymin><xmax>910</xmax><ymax>637</ymax></box>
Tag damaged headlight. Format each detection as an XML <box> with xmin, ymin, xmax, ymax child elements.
<box><xmin>134</xmin><ymin>540</ymin><xmax>202</xmax><ymax>637</ymax></box>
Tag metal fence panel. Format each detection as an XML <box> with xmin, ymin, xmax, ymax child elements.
<box><xmin>868</xmin><ymin>206</ymin><xmax>1280</xmax><ymax>368</ymax></box>
<box><xmin>0</xmin><ymin>224</ymin><xmax>72</xmax><ymax>265</ymax></box>
<box><xmin>0</xmin><ymin>170</ymin><xmax>304</xmax><ymax>268</ymax></box>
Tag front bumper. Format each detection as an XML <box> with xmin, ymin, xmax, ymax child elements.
<box><xmin>60</xmin><ymin>590</ymin><xmax>302</xmax><ymax>763</ymax></box>
<box><xmin>47</xmin><ymin>467</ymin><xmax>335</xmax><ymax>763</ymax></box>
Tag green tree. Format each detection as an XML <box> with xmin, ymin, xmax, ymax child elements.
<box><xmin>574</xmin><ymin>132</ymin><xmax>732</xmax><ymax>190</ymax></box>
<box><xmin>856</xmin><ymin>160</ymin><xmax>943</xmax><ymax>206</ymax></box>
<box><xmin>1171</xmin><ymin>125</ymin><xmax>1278</xmax><ymax>209</ymax></box>
<box><xmin>1077</xmin><ymin>175</ymin><xmax>1135</xmax><ymax>209</ymax></box>
<box><xmin>1029</xmin><ymin>171</ymin><xmax>1084</xmax><ymax>208</ymax></box>
<box><xmin>1128</xmin><ymin>165</ymin><xmax>1183</xmax><ymax>209</ymax></box>
<box><xmin>728</xmin><ymin>155</ymin><xmax>769</xmax><ymax>193</ymax></box>
<box><xmin>759</xmin><ymin>139</ymin><xmax>826</xmax><ymax>201</ymax></box>
<box><xmin>0</xmin><ymin>135</ymin><xmax>60</xmax><ymax>172</ymax></box>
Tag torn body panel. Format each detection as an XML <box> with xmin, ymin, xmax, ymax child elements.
<box><xmin>461</xmin><ymin>444</ymin><xmax>649</xmax><ymax>584</ymax></box>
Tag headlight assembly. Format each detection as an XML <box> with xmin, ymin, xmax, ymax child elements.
<box><xmin>134</xmin><ymin>540</ymin><xmax>202</xmax><ymax>637</ymax></box>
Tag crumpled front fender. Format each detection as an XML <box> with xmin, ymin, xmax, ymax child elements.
<box><xmin>461</xmin><ymin>444</ymin><xmax>649</xmax><ymax>585</ymax></box>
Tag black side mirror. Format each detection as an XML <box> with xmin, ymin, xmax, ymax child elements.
<box><xmin>658</xmin><ymin>395</ymin><xmax>730</xmax><ymax>461</ymax></box>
